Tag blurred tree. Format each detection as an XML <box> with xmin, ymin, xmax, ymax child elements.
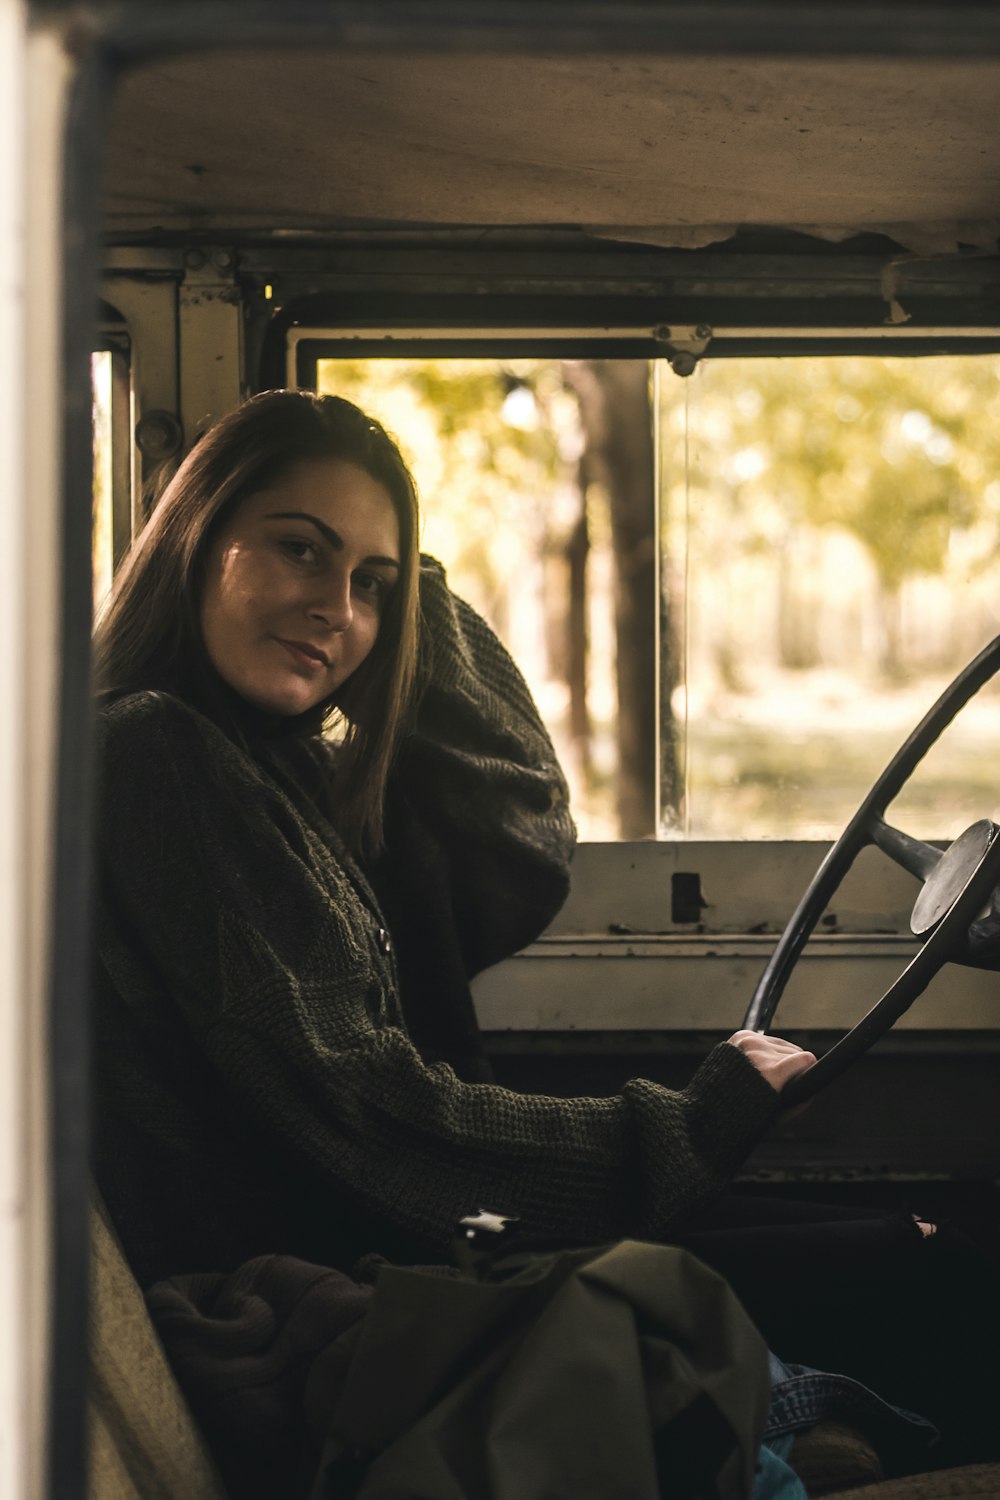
<box><xmin>676</xmin><ymin>356</ymin><xmax>1000</xmax><ymax>680</ymax></box>
<box><xmin>562</xmin><ymin>361</ymin><xmax>663</xmax><ymax>838</ymax></box>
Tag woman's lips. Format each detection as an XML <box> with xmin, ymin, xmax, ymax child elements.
<box><xmin>276</xmin><ymin>638</ymin><xmax>331</xmax><ymax>671</ymax></box>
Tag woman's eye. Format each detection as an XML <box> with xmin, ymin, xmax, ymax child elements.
<box><xmin>282</xmin><ymin>538</ymin><xmax>319</xmax><ymax>564</ymax></box>
<box><xmin>354</xmin><ymin>570</ymin><xmax>389</xmax><ymax>602</ymax></box>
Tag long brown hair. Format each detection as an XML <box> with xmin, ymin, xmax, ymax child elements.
<box><xmin>93</xmin><ymin>390</ymin><xmax>421</xmax><ymax>856</ymax></box>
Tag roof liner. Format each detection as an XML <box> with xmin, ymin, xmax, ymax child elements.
<box><xmin>105</xmin><ymin>51</ymin><xmax>1000</xmax><ymax>254</ymax></box>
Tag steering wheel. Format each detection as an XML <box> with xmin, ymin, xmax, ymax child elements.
<box><xmin>742</xmin><ymin>634</ymin><xmax>1000</xmax><ymax>1109</ymax></box>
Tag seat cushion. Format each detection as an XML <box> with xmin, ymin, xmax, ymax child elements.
<box><xmin>790</xmin><ymin>1421</ymin><xmax>884</xmax><ymax>1494</ymax></box>
<box><xmin>838</xmin><ymin>1465</ymin><xmax>1000</xmax><ymax>1500</ymax></box>
<box><xmin>89</xmin><ymin>1193</ymin><xmax>228</xmax><ymax>1500</ymax></box>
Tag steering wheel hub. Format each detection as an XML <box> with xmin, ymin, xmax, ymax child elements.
<box><xmin>910</xmin><ymin>820</ymin><xmax>999</xmax><ymax>936</ymax></box>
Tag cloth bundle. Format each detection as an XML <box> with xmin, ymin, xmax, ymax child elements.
<box><xmin>150</xmin><ymin>1238</ymin><xmax>771</xmax><ymax>1500</ymax></box>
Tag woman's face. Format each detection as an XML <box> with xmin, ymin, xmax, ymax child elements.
<box><xmin>200</xmin><ymin>456</ymin><xmax>401</xmax><ymax>717</ymax></box>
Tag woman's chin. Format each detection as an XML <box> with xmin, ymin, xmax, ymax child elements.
<box><xmin>238</xmin><ymin>679</ymin><xmax>326</xmax><ymax>719</ymax></box>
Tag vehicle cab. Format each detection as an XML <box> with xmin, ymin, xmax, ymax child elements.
<box><xmin>5</xmin><ymin>2</ymin><xmax>1000</xmax><ymax>1494</ymax></box>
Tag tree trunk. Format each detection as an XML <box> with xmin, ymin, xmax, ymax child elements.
<box><xmin>878</xmin><ymin>583</ymin><xmax>905</xmax><ymax>682</ymax></box>
<box><xmin>563</xmin><ymin>361</ymin><xmax>662</xmax><ymax>838</ymax></box>
<box><xmin>565</xmin><ymin>508</ymin><xmax>592</xmax><ymax>768</ymax></box>
<box><xmin>777</xmin><ymin>531</ymin><xmax>821</xmax><ymax>671</ymax></box>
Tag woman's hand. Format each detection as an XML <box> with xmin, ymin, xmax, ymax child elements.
<box><xmin>726</xmin><ymin>1030</ymin><xmax>817</xmax><ymax>1093</ymax></box>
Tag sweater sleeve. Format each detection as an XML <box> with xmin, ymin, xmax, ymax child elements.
<box><xmin>98</xmin><ymin>692</ymin><xmax>779</xmax><ymax>1257</ymax></box>
<box><xmin>378</xmin><ymin>557</ymin><xmax>576</xmax><ymax>977</ymax></box>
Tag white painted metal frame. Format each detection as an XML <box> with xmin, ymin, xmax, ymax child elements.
<box><xmin>1</xmin><ymin>8</ymin><xmax>68</xmax><ymax>1497</ymax></box>
<box><xmin>288</xmin><ymin>323</ymin><xmax>1000</xmax><ymax>388</ymax></box>
<box><xmin>474</xmin><ymin>840</ymin><xmax>1000</xmax><ymax>1033</ymax></box>
<box><xmin>104</xmin><ymin>245</ymin><xmax>245</xmax><ymax>506</ymax></box>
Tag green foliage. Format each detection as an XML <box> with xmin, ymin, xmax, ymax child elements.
<box><xmin>675</xmin><ymin>355</ymin><xmax>1000</xmax><ymax>596</ymax></box>
<box><xmin>316</xmin><ymin>358</ymin><xmax>577</xmax><ymax>620</ymax></box>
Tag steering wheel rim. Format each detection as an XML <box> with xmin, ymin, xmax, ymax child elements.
<box><xmin>742</xmin><ymin>633</ymin><xmax>1000</xmax><ymax>1108</ymax></box>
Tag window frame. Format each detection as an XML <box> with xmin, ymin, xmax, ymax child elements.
<box><xmin>292</xmin><ymin>324</ymin><xmax>1000</xmax><ymax>915</ymax></box>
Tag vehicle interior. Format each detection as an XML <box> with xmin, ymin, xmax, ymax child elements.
<box><xmin>55</xmin><ymin>2</ymin><xmax>1000</xmax><ymax>1495</ymax></box>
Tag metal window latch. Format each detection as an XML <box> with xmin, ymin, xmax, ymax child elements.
<box><xmin>651</xmin><ymin>322</ymin><xmax>713</xmax><ymax>376</ymax></box>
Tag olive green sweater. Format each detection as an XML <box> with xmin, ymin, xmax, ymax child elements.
<box><xmin>95</xmin><ymin>560</ymin><xmax>779</xmax><ymax>1287</ymax></box>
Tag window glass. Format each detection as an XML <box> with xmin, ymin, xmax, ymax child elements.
<box><xmin>316</xmin><ymin>357</ymin><xmax>651</xmax><ymax>840</ymax></box>
<box><xmin>661</xmin><ymin>354</ymin><xmax>1000</xmax><ymax>841</ymax></box>
<box><xmin>316</xmin><ymin>352</ymin><xmax>1000</xmax><ymax>846</ymax></box>
<box><xmin>91</xmin><ymin>350</ymin><xmax>114</xmax><ymax>608</ymax></box>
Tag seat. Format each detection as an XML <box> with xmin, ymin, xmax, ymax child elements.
<box><xmin>88</xmin><ymin>1192</ymin><xmax>227</xmax><ymax>1499</ymax></box>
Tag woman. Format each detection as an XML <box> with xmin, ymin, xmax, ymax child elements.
<box><xmin>93</xmin><ymin>388</ymin><xmax>814</xmax><ymax>1289</ymax></box>
<box><xmin>93</xmin><ymin>390</ymin><xmax>994</xmax><ymax>1477</ymax></box>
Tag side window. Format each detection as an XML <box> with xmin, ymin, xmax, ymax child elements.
<box><xmin>298</xmin><ymin>343</ymin><xmax>1000</xmax><ymax>853</ymax></box>
<box><xmin>91</xmin><ymin>349</ymin><xmax>116</xmax><ymax>604</ymax></box>
<box><xmin>91</xmin><ymin>321</ymin><xmax>133</xmax><ymax>608</ymax></box>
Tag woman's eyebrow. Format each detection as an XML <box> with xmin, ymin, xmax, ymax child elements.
<box><xmin>265</xmin><ymin>510</ymin><xmax>400</xmax><ymax>569</ymax></box>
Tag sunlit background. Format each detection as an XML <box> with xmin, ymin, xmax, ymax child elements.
<box><xmin>312</xmin><ymin>355</ymin><xmax>1000</xmax><ymax>843</ymax></box>
<box><xmin>91</xmin><ymin>350</ymin><xmax>114</xmax><ymax>610</ymax></box>
<box><xmin>667</xmin><ymin>356</ymin><xmax>1000</xmax><ymax>843</ymax></box>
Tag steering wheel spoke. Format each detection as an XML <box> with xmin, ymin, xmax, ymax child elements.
<box><xmin>868</xmin><ymin>816</ymin><xmax>942</xmax><ymax>882</ymax></box>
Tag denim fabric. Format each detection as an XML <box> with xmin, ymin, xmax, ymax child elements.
<box><xmin>747</xmin><ymin>1350</ymin><xmax>941</xmax><ymax>1500</ymax></box>
<box><xmin>765</xmin><ymin>1351</ymin><xmax>939</xmax><ymax>1455</ymax></box>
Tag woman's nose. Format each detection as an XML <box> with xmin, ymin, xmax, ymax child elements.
<box><xmin>310</xmin><ymin>570</ymin><xmax>353</xmax><ymax>632</ymax></box>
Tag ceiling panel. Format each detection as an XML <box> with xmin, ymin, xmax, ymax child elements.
<box><xmin>104</xmin><ymin>51</ymin><xmax>1000</xmax><ymax>251</ymax></box>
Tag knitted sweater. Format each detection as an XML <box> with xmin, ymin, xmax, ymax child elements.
<box><xmin>95</xmin><ymin>559</ymin><xmax>779</xmax><ymax>1288</ymax></box>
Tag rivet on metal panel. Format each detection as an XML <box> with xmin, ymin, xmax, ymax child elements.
<box><xmin>135</xmin><ymin>410</ymin><xmax>182</xmax><ymax>461</ymax></box>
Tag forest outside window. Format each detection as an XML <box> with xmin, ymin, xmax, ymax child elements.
<box><xmin>311</xmin><ymin>351</ymin><xmax>1000</xmax><ymax>846</ymax></box>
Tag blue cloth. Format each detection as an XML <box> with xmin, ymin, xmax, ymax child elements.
<box><xmin>751</xmin><ymin>1438</ymin><xmax>807</xmax><ymax>1500</ymax></box>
